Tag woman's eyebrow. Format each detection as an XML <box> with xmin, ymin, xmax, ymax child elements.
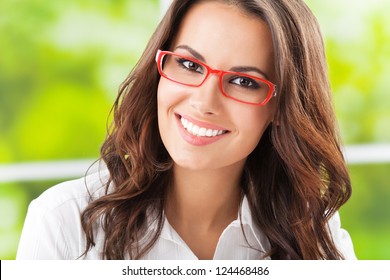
<box><xmin>230</xmin><ymin>66</ymin><xmax>268</xmax><ymax>80</ymax></box>
<box><xmin>174</xmin><ymin>45</ymin><xmax>205</xmax><ymax>61</ymax></box>
<box><xmin>174</xmin><ymin>45</ymin><xmax>269</xmax><ymax>79</ymax></box>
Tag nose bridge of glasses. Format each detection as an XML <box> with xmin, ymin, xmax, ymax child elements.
<box><xmin>207</xmin><ymin>67</ymin><xmax>224</xmax><ymax>77</ymax></box>
<box><xmin>201</xmin><ymin>66</ymin><xmax>224</xmax><ymax>91</ymax></box>
<box><xmin>202</xmin><ymin>67</ymin><xmax>224</xmax><ymax>87</ymax></box>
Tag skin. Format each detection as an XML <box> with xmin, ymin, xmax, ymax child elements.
<box><xmin>157</xmin><ymin>0</ymin><xmax>276</xmax><ymax>259</ymax></box>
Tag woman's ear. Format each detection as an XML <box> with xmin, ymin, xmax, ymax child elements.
<box><xmin>270</xmin><ymin>100</ymin><xmax>280</xmax><ymax>126</ymax></box>
<box><xmin>272</xmin><ymin>117</ymin><xmax>280</xmax><ymax>127</ymax></box>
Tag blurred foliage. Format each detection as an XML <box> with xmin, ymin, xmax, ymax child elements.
<box><xmin>0</xmin><ymin>0</ymin><xmax>159</xmax><ymax>162</ymax></box>
<box><xmin>0</xmin><ymin>0</ymin><xmax>389</xmax><ymax>259</ymax></box>
<box><xmin>306</xmin><ymin>0</ymin><xmax>390</xmax><ymax>260</ymax></box>
<box><xmin>0</xmin><ymin>0</ymin><xmax>160</xmax><ymax>259</ymax></box>
<box><xmin>306</xmin><ymin>0</ymin><xmax>390</xmax><ymax>144</ymax></box>
<box><xmin>341</xmin><ymin>164</ymin><xmax>390</xmax><ymax>259</ymax></box>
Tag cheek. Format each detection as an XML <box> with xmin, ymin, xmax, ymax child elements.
<box><xmin>157</xmin><ymin>80</ymin><xmax>174</xmax><ymax>121</ymax></box>
<box><xmin>157</xmin><ymin>80</ymin><xmax>185</xmax><ymax>140</ymax></box>
<box><xmin>239</xmin><ymin>110</ymin><xmax>272</xmax><ymax>158</ymax></box>
<box><xmin>157</xmin><ymin>79</ymin><xmax>184</xmax><ymax>115</ymax></box>
<box><xmin>232</xmin><ymin>105</ymin><xmax>273</xmax><ymax>141</ymax></box>
<box><xmin>157</xmin><ymin>80</ymin><xmax>167</xmax><ymax>112</ymax></box>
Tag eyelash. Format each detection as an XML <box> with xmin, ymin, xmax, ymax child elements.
<box><xmin>176</xmin><ymin>58</ymin><xmax>204</xmax><ymax>73</ymax></box>
<box><xmin>229</xmin><ymin>76</ymin><xmax>261</xmax><ymax>90</ymax></box>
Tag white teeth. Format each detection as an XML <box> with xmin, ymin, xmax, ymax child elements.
<box><xmin>180</xmin><ymin>117</ymin><xmax>226</xmax><ymax>137</ymax></box>
<box><xmin>198</xmin><ymin>127</ymin><xmax>206</xmax><ymax>136</ymax></box>
<box><xmin>182</xmin><ymin>118</ymin><xmax>188</xmax><ymax>129</ymax></box>
<box><xmin>192</xmin><ymin>125</ymin><xmax>199</xmax><ymax>135</ymax></box>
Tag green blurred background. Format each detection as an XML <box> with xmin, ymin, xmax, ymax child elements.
<box><xmin>0</xmin><ymin>0</ymin><xmax>389</xmax><ymax>259</ymax></box>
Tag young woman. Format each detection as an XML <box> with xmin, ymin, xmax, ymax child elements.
<box><xmin>17</xmin><ymin>0</ymin><xmax>356</xmax><ymax>260</ymax></box>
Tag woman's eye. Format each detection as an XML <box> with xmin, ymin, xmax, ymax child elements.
<box><xmin>177</xmin><ymin>58</ymin><xmax>203</xmax><ymax>73</ymax></box>
<box><xmin>230</xmin><ymin>76</ymin><xmax>260</xmax><ymax>89</ymax></box>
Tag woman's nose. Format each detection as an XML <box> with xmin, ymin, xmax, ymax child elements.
<box><xmin>188</xmin><ymin>75</ymin><xmax>223</xmax><ymax>115</ymax></box>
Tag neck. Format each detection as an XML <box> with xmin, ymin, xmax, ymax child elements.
<box><xmin>165</xmin><ymin>161</ymin><xmax>244</xmax><ymax>230</ymax></box>
<box><xmin>164</xmin><ymin>161</ymin><xmax>245</xmax><ymax>259</ymax></box>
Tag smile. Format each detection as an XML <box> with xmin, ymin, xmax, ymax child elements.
<box><xmin>180</xmin><ymin>117</ymin><xmax>228</xmax><ymax>137</ymax></box>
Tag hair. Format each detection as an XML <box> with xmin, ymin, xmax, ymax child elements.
<box><xmin>81</xmin><ymin>0</ymin><xmax>351</xmax><ymax>260</ymax></box>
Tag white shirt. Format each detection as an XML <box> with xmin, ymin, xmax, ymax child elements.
<box><xmin>16</xmin><ymin>169</ymin><xmax>357</xmax><ymax>260</ymax></box>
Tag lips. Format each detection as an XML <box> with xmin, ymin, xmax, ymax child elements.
<box><xmin>175</xmin><ymin>114</ymin><xmax>230</xmax><ymax>146</ymax></box>
<box><xmin>180</xmin><ymin>117</ymin><xmax>228</xmax><ymax>137</ymax></box>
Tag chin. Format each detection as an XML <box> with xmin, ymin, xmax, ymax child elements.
<box><xmin>172</xmin><ymin>158</ymin><xmax>212</xmax><ymax>171</ymax></box>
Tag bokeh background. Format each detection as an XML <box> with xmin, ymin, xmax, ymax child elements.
<box><xmin>0</xmin><ymin>0</ymin><xmax>389</xmax><ymax>259</ymax></box>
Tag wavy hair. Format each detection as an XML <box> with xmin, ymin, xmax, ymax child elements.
<box><xmin>81</xmin><ymin>0</ymin><xmax>351</xmax><ymax>259</ymax></box>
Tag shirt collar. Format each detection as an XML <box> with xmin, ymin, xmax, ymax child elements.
<box><xmin>156</xmin><ymin>195</ymin><xmax>271</xmax><ymax>259</ymax></box>
<box><xmin>238</xmin><ymin>196</ymin><xmax>271</xmax><ymax>255</ymax></box>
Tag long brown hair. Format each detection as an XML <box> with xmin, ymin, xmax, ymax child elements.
<box><xmin>81</xmin><ymin>0</ymin><xmax>351</xmax><ymax>259</ymax></box>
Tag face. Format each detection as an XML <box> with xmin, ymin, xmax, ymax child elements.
<box><xmin>157</xmin><ymin>1</ymin><xmax>276</xmax><ymax>172</ymax></box>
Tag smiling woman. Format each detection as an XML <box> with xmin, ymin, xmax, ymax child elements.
<box><xmin>16</xmin><ymin>0</ymin><xmax>356</xmax><ymax>260</ymax></box>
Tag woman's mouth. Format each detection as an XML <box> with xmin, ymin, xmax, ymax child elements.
<box><xmin>174</xmin><ymin>114</ymin><xmax>230</xmax><ymax>146</ymax></box>
<box><xmin>180</xmin><ymin>117</ymin><xmax>228</xmax><ymax>137</ymax></box>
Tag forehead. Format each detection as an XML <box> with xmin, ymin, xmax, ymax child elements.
<box><xmin>171</xmin><ymin>1</ymin><xmax>274</xmax><ymax>71</ymax></box>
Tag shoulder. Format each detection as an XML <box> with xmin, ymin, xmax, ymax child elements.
<box><xmin>327</xmin><ymin>211</ymin><xmax>357</xmax><ymax>260</ymax></box>
<box><xmin>16</xmin><ymin>166</ymin><xmax>110</xmax><ymax>259</ymax></box>
<box><xmin>35</xmin><ymin>167</ymin><xmax>110</xmax><ymax>212</ymax></box>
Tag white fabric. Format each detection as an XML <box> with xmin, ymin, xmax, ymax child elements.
<box><xmin>16</xmin><ymin>170</ymin><xmax>357</xmax><ymax>260</ymax></box>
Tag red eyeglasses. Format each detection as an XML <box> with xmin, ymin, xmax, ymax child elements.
<box><xmin>155</xmin><ymin>49</ymin><xmax>276</xmax><ymax>106</ymax></box>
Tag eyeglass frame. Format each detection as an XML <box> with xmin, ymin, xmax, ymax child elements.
<box><xmin>155</xmin><ymin>49</ymin><xmax>277</xmax><ymax>106</ymax></box>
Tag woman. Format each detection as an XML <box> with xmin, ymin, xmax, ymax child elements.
<box><xmin>17</xmin><ymin>0</ymin><xmax>356</xmax><ymax>260</ymax></box>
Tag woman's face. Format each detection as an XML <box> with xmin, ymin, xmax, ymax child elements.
<box><xmin>157</xmin><ymin>1</ymin><xmax>276</xmax><ymax>171</ymax></box>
